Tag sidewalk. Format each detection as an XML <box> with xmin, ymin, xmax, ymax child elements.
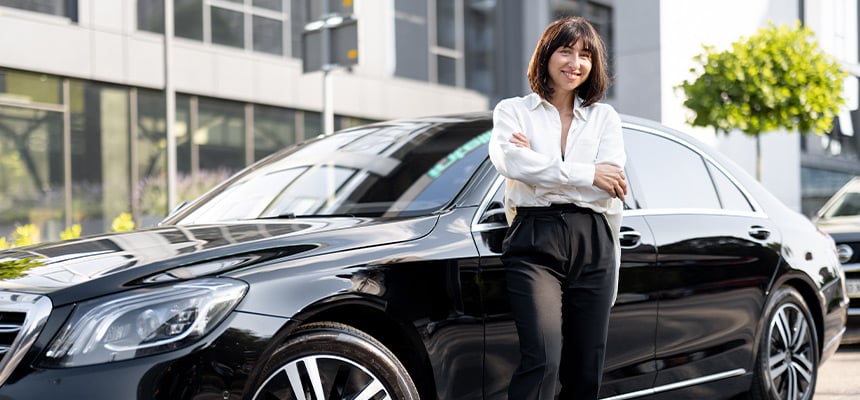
<box><xmin>814</xmin><ymin>343</ymin><xmax>860</xmax><ymax>399</ymax></box>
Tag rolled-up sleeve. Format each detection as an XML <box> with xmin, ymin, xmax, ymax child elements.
<box><xmin>488</xmin><ymin>100</ymin><xmax>595</xmax><ymax>188</ymax></box>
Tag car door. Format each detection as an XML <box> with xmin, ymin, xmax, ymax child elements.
<box><xmin>622</xmin><ymin>127</ymin><xmax>782</xmax><ymax>390</ymax></box>
<box><xmin>472</xmin><ymin>173</ymin><xmax>660</xmax><ymax>399</ymax></box>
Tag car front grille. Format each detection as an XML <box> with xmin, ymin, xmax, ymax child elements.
<box><xmin>0</xmin><ymin>311</ymin><xmax>26</xmax><ymax>357</ymax></box>
<box><xmin>0</xmin><ymin>293</ymin><xmax>51</xmax><ymax>387</ymax></box>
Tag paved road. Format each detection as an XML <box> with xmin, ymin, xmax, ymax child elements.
<box><xmin>815</xmin><ymin>343</ymin><xmax>860</xmax><ymax>399</ymax></box>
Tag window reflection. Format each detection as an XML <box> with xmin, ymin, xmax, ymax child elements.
<box><xmin>136</xmin><ymin>0</ymin><xmax>286</xmax><ymax>56</ymax></box>
<box><xmin>211</xmin><ymin>6</ymin><xmax>245</xmax><ymax>48</ymax></box>
<box><xmin>176</xmin><ymin>0</ymin><xmax>204</xmax><ymax>40</ymax></box>
<box><xmin>254</xmin><ymin>105</ymin><xmax>297</xmax><ymax>161</ymax></box>
<box><xmin>253</xmin><ymin>15</ymin><xmax>283</xmax><ymax>54</ymax></box>
<box><xmin>624</xmin><ymin>130</ymin><xmax>721</xmax><ymax>210</ymax></box>
<box><xmin>0</xmin><ymin>67</ymin><xmax>371</xmax><ymax>239</ymax></box>
<box><xmin>136</xmin><ymin>89</ymin><xmax>168</xmax><ymax>223</ymax></box>
<box><xmin>0</xmin><ymin>0</ymin><xmax>77</xmax><ymax>21</ymax></box>
<box><xmin>0</xmin><ymin>106</ymin><xmax>63</xmax><ymax>240</ymax></box>
<box><xmin>707</xmin><ymin>161</ymin><xmax>753</xmax><ymax>212</ymax></box>
<box><xmin>0</xmin><ymin>70</ymin><xmax>62</xmax><ymax>105</ymax></box>
<box><xmin>69</xmin><ymin>81</ymin><xmax>131</xmax><ymax>234</ymax></box>
<box><xmin>197</xmin><ymin>98</ymin><xmax>245</xmax><ymax>172</ymax></box>
<box><xmin>172</xmin><ymin>121</ymin><xmax>493</xmax><ymax>224</ymax></box>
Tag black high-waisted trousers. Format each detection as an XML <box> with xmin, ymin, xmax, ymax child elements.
<box><xmin>501</xmin><ymin>203</ymin><xmax>616</xmax><ymax>400</ymax></box>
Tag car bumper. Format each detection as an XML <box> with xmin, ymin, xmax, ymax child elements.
<box><xmin>0</xmin><ymin>312</ymin><xmax>286</xmax><ymax>399</ymax></box>
<box><xmin>842</xmin><ymin>263</ymin><xmax>860</xmax><ymax>344</ymax></box>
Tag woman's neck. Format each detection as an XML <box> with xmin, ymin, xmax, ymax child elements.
<box><xmin>548</xmin><ymin>92</ymin><xmax>575</xmax><ymax>113</ymax></box>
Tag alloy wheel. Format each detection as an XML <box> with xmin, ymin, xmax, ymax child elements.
<box><xmin>766</xmin><ymin>302</ymin><xmax>815</xmax><ymax>400</ymax></box>
<box><xmin>254</xmin><ymin>354</ymin><xmax>392</xmax><ymax>400</ymax></box>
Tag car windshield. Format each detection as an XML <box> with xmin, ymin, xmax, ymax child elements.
<box><xmin>170</xmin><ymin>117</ymin><xmax>492</xmax><ymax>224</ymax></box>
<box><xmin>822</xmin><ymin>189</ymin><xmax>860</xmax><ymax>218</ymax></box>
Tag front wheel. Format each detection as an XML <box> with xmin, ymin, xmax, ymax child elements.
<box><xmin>749</xmin><ymin>286</ymin><xmax>819</xmax><ymax>400</ymax></box>
<box><xmin>252</xmin><ymin>321</ymin><xmax>420</xmax><ymax>400</ymax></box>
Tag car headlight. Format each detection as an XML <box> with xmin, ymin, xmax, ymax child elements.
<box><xmin>42</xmin><ymin>278</ymin><xmax>248</xmax><ymax>367</ymax></box>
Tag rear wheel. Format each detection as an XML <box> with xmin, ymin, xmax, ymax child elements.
<box><xmin>252</xmin><ymin>321</ymin><xmax>419</xmax><ymax>400</ymax></box>
<box><xmin>749</xmin><ymin>286</ymin><xmax>818</xmax><ymax>400</ymax></box>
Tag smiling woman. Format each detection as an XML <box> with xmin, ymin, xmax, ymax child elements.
<box><xmin>489</xmin><ymin>16</ymin><xmax>623</xmax><ymax>400</ymax></box>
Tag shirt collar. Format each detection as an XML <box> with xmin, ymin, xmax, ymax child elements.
<box><xmin>526</xmin><ymin>93</ymin><xmax>590</xmax><ymax>121</ymax></box>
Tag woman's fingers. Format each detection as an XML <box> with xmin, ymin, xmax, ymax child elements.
<box><xmin>509</xmin><ymin>132</ymin><xmax>530</xmax><ymax>148</ymax></box>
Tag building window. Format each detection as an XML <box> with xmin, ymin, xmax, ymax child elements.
<box><xmin>136</xmin><ymin>0</ymin><xmax>289</xmax><ymax>56</ymax></box>
<box><xmin>393</xmin><ymin>1</ymin><xmax>430</xmax><ymax>82</ymax></box>
<box><xmin>135</xmin><ymin>88</ymin><xmax>168</xmax><ymax>222</ymax></box>
<box><xmin>431</xmin><ymin>0</ymin><xmax>464</xmax><ymax>87</ymax></box>
<box><xmin>0</xmin><ymin>0</ymin><xmax>77</xmax><ymax>21</ymax></box>
<box><xmin>464</xmin><ymin>0</ymin><xmax>494</xmax><ymax>95</ymax></box>
<box><xmin>211</xmin><ymin>4</ymin><xmax>245</xmax><ymax>48</ymax></box>
<box><xmin>393</xmin><ymin>0</ymin><xmax>496</xmax><ymax>94</ymax></box>
<box><xmin>176</xmin><ymin>0</ymin><xmax>204</xmax><ymax>40</ymax></box>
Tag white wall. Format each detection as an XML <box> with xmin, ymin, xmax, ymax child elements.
<box><xmin>0</xmin><ymin>0</ymin><xmax>487</xmax><ymax>121</ymax></box>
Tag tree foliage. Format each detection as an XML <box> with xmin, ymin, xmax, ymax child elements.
<box><xmin>679</xmin><ymin>21</ymin><xmax>846</xmax><ymax>137</ymax></box>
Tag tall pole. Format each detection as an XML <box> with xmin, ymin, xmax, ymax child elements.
<box><xmin>321</xmin><ymin>1</ymin><xmax>334</xmax><ymax>135</ymax></box>
<box><xmin>164</xmin><ymin>0</ymin><xmax>178</xmax><ymax>210</ymax></box>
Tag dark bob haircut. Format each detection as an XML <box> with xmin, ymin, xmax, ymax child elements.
<box><xmin>527</xmin><ymin>16</ymin><xmax>609</xmax><ymax>107</ymax></box>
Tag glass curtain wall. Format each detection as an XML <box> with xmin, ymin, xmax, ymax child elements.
<box><xmin>69</xmin><ymin>81</ymin><xmax>131</xmax><ymax>235</ymax></box>
<box><xmin>0</xmin><ymin>68</ymin><xmax>362</xmax><ymax>240</ymax></box>
<box><xmin>0</xmin><ymin>70</ymin><xmax>65</xmax><ymax>242</ymax></box>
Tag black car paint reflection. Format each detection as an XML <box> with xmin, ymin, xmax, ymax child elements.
<box><xmin>0</xmin><ymin>112</ymin><xmax>847</xmax><ymax>400</ymax></box>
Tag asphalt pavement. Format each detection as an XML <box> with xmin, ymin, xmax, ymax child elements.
<box><xmin>815</xmin><ymin>343</ymin><xmax>860</xmax><ymax>399</ymax></box>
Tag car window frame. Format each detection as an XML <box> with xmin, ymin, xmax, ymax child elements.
<box><xmin>620</xmin><ymin>124</ymin><xmax>764</xmax><ymax>218</ymax></box>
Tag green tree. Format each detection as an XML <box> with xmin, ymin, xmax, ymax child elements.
<box><xmin>678</xmin><ymin>21</ymin><xmax>847</xmax><ymax>180</ymax></box>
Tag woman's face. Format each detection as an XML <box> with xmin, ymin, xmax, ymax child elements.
<box><xmin>547</xmin><ymin>40</ymin><xmax>592</xmax><ymax>95</ymax></box>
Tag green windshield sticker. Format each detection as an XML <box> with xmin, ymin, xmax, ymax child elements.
<box><xmin>427</xmin><ymin>130</ymin><xmax>492</xmax><ymax>179</ymax></box>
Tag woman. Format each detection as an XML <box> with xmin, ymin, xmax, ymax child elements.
<box><xmin>488</xmin><ymin>16</ymin><xmax>627</xmax><ymax>400</ymax></box>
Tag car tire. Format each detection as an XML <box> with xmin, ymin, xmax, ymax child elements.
<box><xmin>252</xmin><ymin>321</ymin><xmax>420</xmax><ymax>400</ymax></box>
<box><xmin>748</xmin><ymin>286</ymin><xmax>819</xmax><ymax>400</ymax></box>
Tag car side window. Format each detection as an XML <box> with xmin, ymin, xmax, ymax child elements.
<box><xmin>623</xmin><ymin>129</ymin><xmax>721</xmax><ymax>210</ymax></box>
<box><xmin>706</xmin><ymin>161</ymin><xmax>754</xmax><ymax>212</ymax></box>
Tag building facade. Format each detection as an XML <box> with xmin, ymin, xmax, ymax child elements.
<box><xmin>0</xmin><ymin>0</ymin><xmax>491</xmax><ymax>239</ymax></box>
<box><xmin>0</xmin><ymin>0</ymin><xmax>857</xmax><ymax>242</ymax></box>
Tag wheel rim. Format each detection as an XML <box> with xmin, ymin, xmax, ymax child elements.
<box><xmin>766</xmin><ymin>302</ymin><xmax>815</xmax><ymax>400</ymax></box>
<box><xmin>253</xmin><ymin>354</ymin><xmax>392</xmax><ymax>400</ymax></box>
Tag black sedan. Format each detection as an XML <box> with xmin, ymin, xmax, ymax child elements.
<box><xmin>0</xmin><ymin>112</ymin><xmax>848</xmax><ymax>400</ymax></box>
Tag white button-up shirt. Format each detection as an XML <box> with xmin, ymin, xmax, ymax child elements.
<box><xmin>489</xmin><ymin>92</ymin><xmax>626</xmax><ymax>215</ymax></box>
<box><xmin>489</xmin><ymin>92</ymin><xmax>626</xmax><ymax>293</ymax></box>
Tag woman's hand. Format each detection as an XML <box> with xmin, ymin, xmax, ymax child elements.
<box><xmin>510</xmin><ymin>132</ymin><xmax>531</xmax><ymax>149</ymax></box>
<box><xmin>593</xmin><ymin>163</ymin><xmax>627</xmax><ymax>201</ymax></box>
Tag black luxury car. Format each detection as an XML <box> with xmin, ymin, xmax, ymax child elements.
<box><xmin>813</xmin><ymin>176</ymin><xmax>860</xmax><ymax>344</ymax></box>
<box><xmin>0</xmin><ymin>113</ymin><xmax>848</xmax><ymax>400</ymax></box>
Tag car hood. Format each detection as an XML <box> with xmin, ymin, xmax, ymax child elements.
<box><xmin>0</xmin><ymin>216</ymin><xmax>437</xmax><ymax>306</ymax></box>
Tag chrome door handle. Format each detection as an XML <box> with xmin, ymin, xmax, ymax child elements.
<box><xmin>748</xmin><ymin>226</ymin><xmax>771</xmax><ymax>240</ymax></box>
<box><xmin>620</xmin><ymin>229</ymin><xmax>641</xmax><ymax>249</ymax></box>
